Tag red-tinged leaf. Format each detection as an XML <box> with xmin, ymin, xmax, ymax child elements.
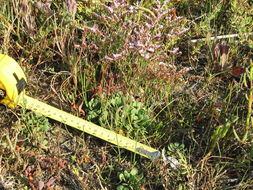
<box><xmin>196</xmin><ymin>114</ymin><xmax>201</xmax><ymax>121</ymax></box>
<box><xmin>214</xmin><ymin>102</ymin><xmax>222</xmax><ymax>108</ymax></box>
<box><xmin>46</xmin><ymin>177</ymin><xmax>56</xmax><ymax>188</ymax></box>
<box><xmin>16</xmin><ymin>145</ymin><xmax>25</xmax><ymax>151</ymax></box>
<box><xmin>58</xmin><ymin>160</ymin><xmax>68</xmax><ymax>168</ymax></box>
<box><xmin>230</xmin><ymin>66</ymin><xmax>245</xmax><ymax>77</ymax></box>
<box><xmin>83</xmin><ymin>156</ymin><xmax>90</xmax><ymax>163</ymax></box>
<box><xmin>102</xmin><ymin>151</ymin><xmax>107</xmax><ymax>162</ymax></box>
<box><xmin>26</xmin><ymin>151</ymin><xmax>36</xmax><ymax>156</ymax></box>
<box><xmin>27</xmin><ymin>170</ymin><xmax>36</xmax><ymax>190</ymax></box>
<box><xmin>29</xmin><ymin>181</ymin><xmax>36</xmax><ymax>190</ymax></box>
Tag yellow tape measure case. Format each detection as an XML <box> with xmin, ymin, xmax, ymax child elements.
<box><xmin>0</xmin><ymin>54</ymin><xmax>27</xmax><ymax>107</ymax></box>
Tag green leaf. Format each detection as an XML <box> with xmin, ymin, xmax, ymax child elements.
<box><xmin>117</xmin><ymin>185</ymin><xmax>125</xmax><ymax>190</ymax></box>
<box><xmin>130</xmin><ymin>168</ymin><xmax>138</xmax><ymax>176</ymax></box>
<box><xmin>124</xmin><ymin>171</ymin><xmax>130</xmax><ymax>178</ymax></box>
<box><xmin>130</xmin><ymin>109</ymin><xmax>138</xmax><ymax>115</ymax></box>
<box><xmin>119</xmin><ymin>173</ymin><xmax>125</xmax><ymax>181</ymax></box>
<box><xmin>117</xmin><ymin>185</ymin><xmax>129</xmax><ymax>190</ymax></box>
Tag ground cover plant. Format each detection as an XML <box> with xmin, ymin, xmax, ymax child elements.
<box><xmin>0</xmin><ymin>0</ymin><xmax>252</xmax><ymax>189</ymax></box>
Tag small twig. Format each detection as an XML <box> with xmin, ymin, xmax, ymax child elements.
<box><xmin>50</xmin><ymin>71</ymin><xmax>72</xmax><ymax>102</ymax></box>
<box><xmin>189</xmin><ymin>33</ymin><xmax>253</xmax><ymax>43</ymax></box>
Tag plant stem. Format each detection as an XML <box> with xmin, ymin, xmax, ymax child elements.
<box><xmin>243</xmin><ymin>60</ymin><xmax>253</xmax><ymax>142</ymax></box>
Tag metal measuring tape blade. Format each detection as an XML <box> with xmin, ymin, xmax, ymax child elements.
<box><xmin>0</xmin><ymin>54</ymin><xmax>161</xmax><ymax>160</ymax></box>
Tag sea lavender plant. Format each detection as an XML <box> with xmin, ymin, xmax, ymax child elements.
<box><xmin>74</xmin><ymin>0</ymin><xmax>189</xmax><ymax>96</ymax></box>
<box><xmin>80</xmin><ymin>0</ymin><xmax>189</xmax><ymax>63</ymax></box>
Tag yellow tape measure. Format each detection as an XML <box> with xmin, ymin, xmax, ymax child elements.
<box><xmin>0</xmin><ymin>54</ymin><xmax>160</xmax><ymax>160</ymax></box>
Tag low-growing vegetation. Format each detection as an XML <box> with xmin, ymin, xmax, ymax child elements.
<box><xmin>0</xmin><ymin>0</ymin><xmax>252</xmax><ymax>189</ymax></box>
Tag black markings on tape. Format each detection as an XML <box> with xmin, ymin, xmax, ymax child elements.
<box><xmin>13</xmin><ymin>73</ymin><xmax>26</xmax><ymax>94</ymax></box>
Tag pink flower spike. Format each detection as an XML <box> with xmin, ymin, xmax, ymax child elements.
<box><xmin>171</xmin><ymin>48</ymin><xmax>179</xmax><ymax>54</ymax></box>
<box><xmin>102</xmin><ymin>4</ymin><xmax>114</xmax><ymax>14</ymax></box>
<box><xmin>38</xmin><ymin>181</ymin><xmax>44</xmax><ymax>190</ymax></box>
<box><xmin>113</xmin><ymin>53</ymin><xmax>123</xmax><ymax>60</ymax></box>
<box><xmin>104</xmin><ymin>56</ymin><xmax>114</xmax><ymax>61</ymax></box>
<box><xmin>147</xmin><ymin>47</ymin><xmax>155</xmax><ymax>53</ymax></box>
